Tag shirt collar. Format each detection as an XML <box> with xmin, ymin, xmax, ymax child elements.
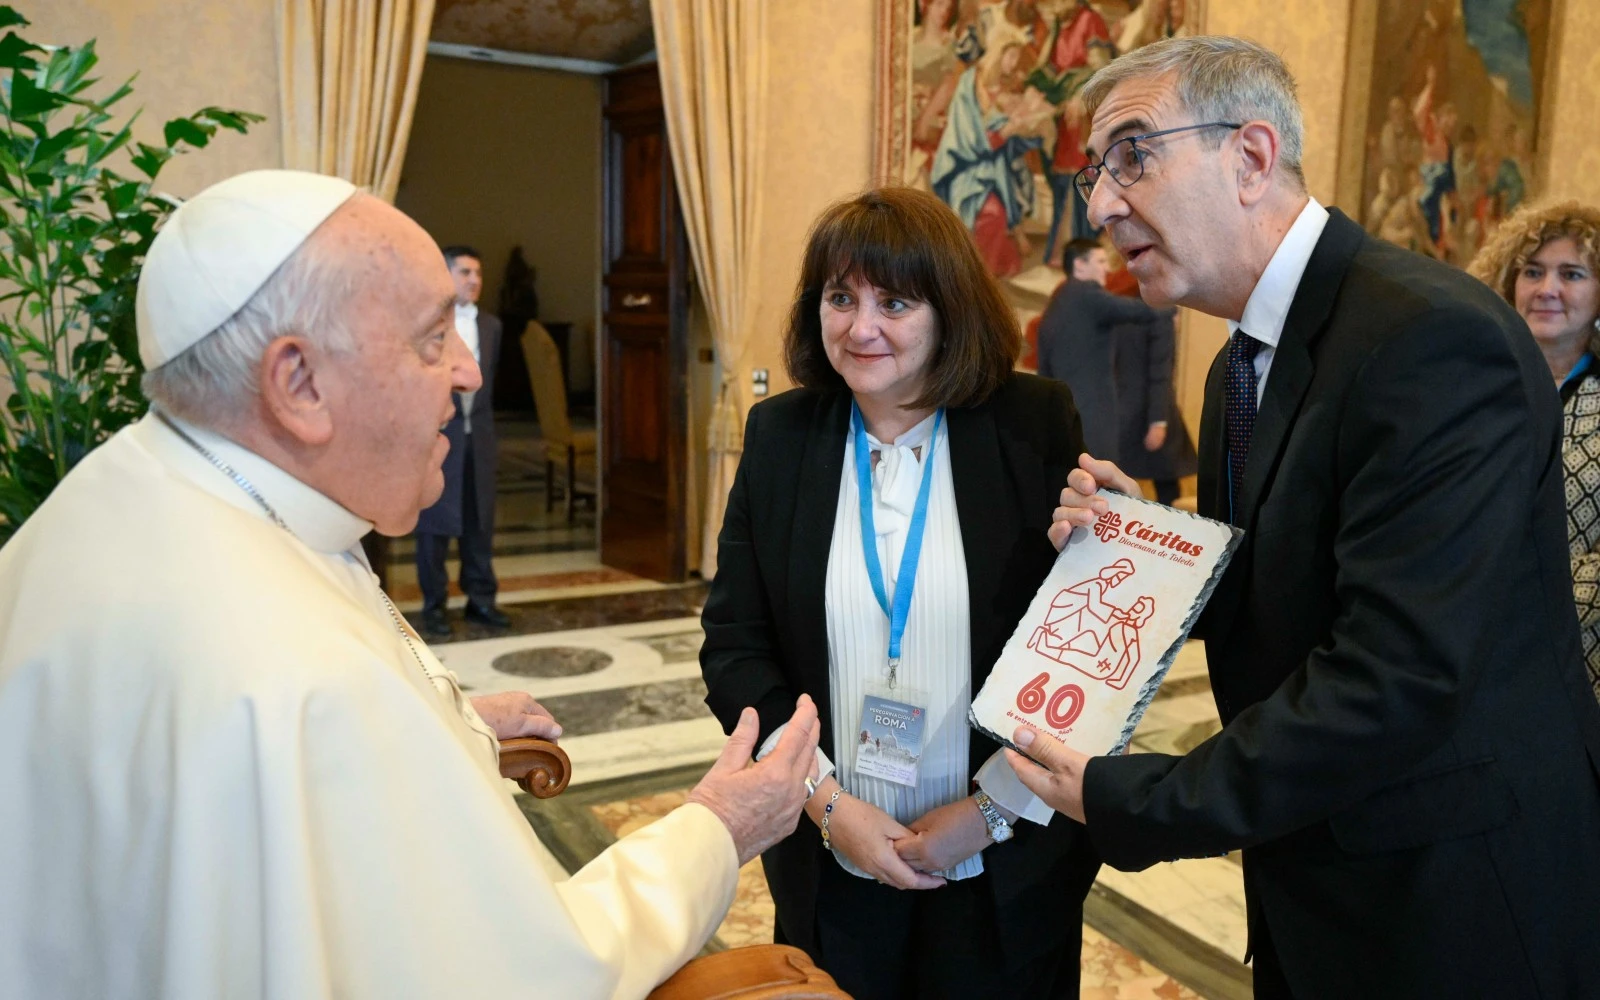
<box><xmin>142</xmin><ymin>411</ymin><xmax>374</xmax><ymax>554</ymax></box>
<box><xmin>860</xmin><ymin>409</ymin><xmax>942</xmax><ymax>530</ymax></box>
<box><xmin>1229</xmin><ymin>197</ymin><xmax>1331</xmax><ymax>349</ymax></box>
<box><xmin>455</xmin><ymin>301</ymin><xmax>478</xmax><ymax>321</ymax></box>
<box><xmin>863</xmin><ymin>409</ymin><xmax>940</xmax><ymax>451</ymax></box>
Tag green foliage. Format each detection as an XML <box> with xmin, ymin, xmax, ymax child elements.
<box><xmin>0</xmin><ymin>5</ymin><xmax>263</xmax><ymax>544</ymax></box>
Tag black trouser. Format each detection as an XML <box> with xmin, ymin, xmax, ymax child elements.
<box><xmin>415</xmin><ymin>437</ymin><xmax>496</xmax><ymax>612</ymax></box>
<box><xmin>796</xmin><ymin>860</ymin><xmax>1080</xmax><ymax>1000</ymax></box>
<box><xmin>1154</xmin><ymin>478</ymin><xmax>1181</xmax><ymax>505</ymax></box>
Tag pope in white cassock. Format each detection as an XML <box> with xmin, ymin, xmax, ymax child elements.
<box><xmin>0</xmin><ymin>170</ymin><xmax>821</xmax><ymax>999</ymax></box>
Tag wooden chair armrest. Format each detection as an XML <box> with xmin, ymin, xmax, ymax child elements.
<box><xmin>496</xmin><ymin>742</ymin><xmax>844</xmax><ymax>994</ymax></box>
<box><xmin>497</xmin><ymin>737</ymin><xmax>571</xmax><ymax>798</ymax></box>
<box><xmin>647</xmin><ymin>944</ymin><xmax>850</xmax><ymax>1000</ymax></box>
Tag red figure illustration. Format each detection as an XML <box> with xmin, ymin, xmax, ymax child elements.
<box><xmin>1026</xmin><ymin>558</ymin><xmax>1156</xmax><ymax>690</ymax></box>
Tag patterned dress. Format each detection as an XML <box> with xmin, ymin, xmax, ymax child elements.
<box><xmin>1560</xmin><ymin>361</ymin><xmax>1600</xmax><ymax>702</ymax></box>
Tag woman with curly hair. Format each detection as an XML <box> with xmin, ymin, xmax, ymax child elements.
<box><xmin>1469</xmin><ymin>200</ymin><xmax>1600</xmax><ymax>703</ymax></box>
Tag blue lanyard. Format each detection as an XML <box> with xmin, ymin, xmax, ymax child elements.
<box><xmin>1563</xmin><ymin>353</ymin><xmax>1594</xmax><ymax>392</ymax></box>
<box><xmin>852</xmin><ymin>403</ymin><xmax>944</xmax><ymax>684</ymax></box>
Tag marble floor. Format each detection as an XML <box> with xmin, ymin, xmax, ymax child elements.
<box><xmin>439</xmin><ymin>612</ymin><xmax>730</xmax><ymax>783</ymax></box>
<box><xmin>432</xmin><ymin>579</ymin><xmax>1251</xmax><ymax>998</ymax></box>
<box><xmin>382</xmin><ymin>414</ymin><xmax>606</xmax><ymax>612</ymax></box>
<box><xmin>1107</xmin><ymin>647</ymin><xmax>1251</xmax><ymax>979</ymax></box>
<box><xmin>525</xmin><ymin>774</ymin><xmax>1201</xmax><ymax>999</ymax></box>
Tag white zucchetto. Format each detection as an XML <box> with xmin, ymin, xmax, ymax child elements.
<box><xmin>135</xmin><ymin>169</ymin><xmax>358</xmax><ymax>369</ymax></box>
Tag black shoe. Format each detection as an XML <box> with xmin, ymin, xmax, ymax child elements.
<box><xmin>421</xmin><ymin>608</ymin><xmax>451</xmax><ymax>638</ymax></box>
<box><xmin>464</xmin><ymin>602</ymin><xmax>511</xmax><ymax>628</ymax></box>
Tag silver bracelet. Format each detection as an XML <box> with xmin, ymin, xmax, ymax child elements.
<box><xmin>820</xmin><ymin>788</ymin><xmax>844</xmax><ymax>851</ymax></box>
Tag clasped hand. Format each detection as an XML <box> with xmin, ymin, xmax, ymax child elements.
<box><xmin>812</xmin><ymin>787</ymin><xmax>945</xmax><ymax>890</ymax></box>
<box><xmin>895</xmin><ymin>797</ymin><xmax>994</xmax><ymax>875</ymax></box>
<box><xmin>811</xmin><ymin>787</ymin><xmax>995</xmax><ymax>889</ymax></box>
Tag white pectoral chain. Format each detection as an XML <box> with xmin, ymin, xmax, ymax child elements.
<box><xmin>158</xmin><ymin>409</ymin><xmax>437</xmax><ymax>686</ymax></box>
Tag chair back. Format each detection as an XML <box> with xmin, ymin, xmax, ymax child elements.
<box><xmin>521</xmin><ymin>321</ymin><xmax>573</xmax><ymax>447</ymax></box>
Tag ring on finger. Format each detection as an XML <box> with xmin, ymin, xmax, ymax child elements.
<box><xmin>804</xmin><ymin>775</ymin><xmax>818</xmax><ymax>797</ymax></box>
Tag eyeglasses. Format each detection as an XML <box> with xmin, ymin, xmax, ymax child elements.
<box><xmin>1072</xmin><ymin>121</ymin><xmax>1243</xmax><ymax>204</ymax></box>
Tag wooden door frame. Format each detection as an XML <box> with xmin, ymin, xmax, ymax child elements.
<box><xmin>598</xmin><ymin>63</ymin><xmax>690</xmax><ymax>582</ymax></box>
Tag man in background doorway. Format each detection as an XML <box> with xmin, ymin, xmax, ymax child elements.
<box><xmin>415</xmin><ymin>245</ymin><xmax>507</xmax><ymax>636</ymax></box>
<box><xmin>1109</xmin><ymin>273</ymin><xmax>1197</xmax><ymax>505</ymax></box>
<box><xmin>1036</xmin><ymin>237</ymin><xmax>1172</xmax><ymax>462</ymax></box>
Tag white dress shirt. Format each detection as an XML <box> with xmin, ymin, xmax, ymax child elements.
<box><xmin>456</xmin><ymin>301</ymin><xmax>481</xmax><ymax>434</ymax></box>
<box><xmin>761</xmin><ymin>411</ymin><xmax>1051</xmax><ymax>881</ymax></box>
<box><xmin>1232</xmin><ymin>197</ymin><xmax>1331</xmax><ymax>403</ymax></box>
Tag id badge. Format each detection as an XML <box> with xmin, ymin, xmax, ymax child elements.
<box><xmin>853</xmin><ymin>690</ymin><xmax>929</xmax><ymax>787</ymax></box>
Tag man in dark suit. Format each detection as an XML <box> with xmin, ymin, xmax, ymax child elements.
<box><xmin>1036</xmin><ymin>237</ymin><xmax>1171</xmax><ymax>463</ymax></box>
<box><xmin>1109</xmin><ymin>293</ymin><xmax>1196</xmax><ymax>505</ymax></box>
<box><xmin>415</xmin><ymin>245</ymin><xmax>508</xmax><ymax>636</ymax></box>
<box><xmin>1007</xmin><ymin>36</ymin><xmax>1600</xmax><ymax>997</ymax></box>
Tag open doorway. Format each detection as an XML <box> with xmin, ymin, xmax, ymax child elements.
<box><xmin>382</xmin><ymin>36</ymin><xmax>699</xmax><ymax>629</ymax></box>
<box><xmin>384</xmin><ymin>52</ymin><xmax>609</xmax><ymax>616</ymax></box>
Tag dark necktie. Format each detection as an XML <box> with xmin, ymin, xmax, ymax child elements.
<box><xmin>1225</xmin><ymin>329</ymin><xmax>1262</xmax><ymax>521</ymax></box>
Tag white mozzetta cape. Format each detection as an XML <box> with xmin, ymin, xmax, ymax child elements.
<box><xmin>0</xmin><ymin>414</ymin><xmax>738</xmax><ymax>1000</ymax></box>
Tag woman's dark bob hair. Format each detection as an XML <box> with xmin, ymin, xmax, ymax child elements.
<box><xmin>783</xmin><ymin>187</ymin><xmax>1021</xmax><ymax>410</ymax></box>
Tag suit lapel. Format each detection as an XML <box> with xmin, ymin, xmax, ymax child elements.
<box><xmin>480</xmin><ymin>316</ymin><xmax>501</xmax><ymax>390</ymax></box>
<box><xmin>952</xmin><ymin>398</ymin><xmax>1042</xmax><ymax>791</ymax></box>
<box><xmin>1232</xmin><ymin>210</ymin><xmax>1364</xmax><ymax>531</ymax></box>
<box><xmin>1193</xmin><ymin>344</ymin><xmax>1253</xmax><ymax>639</ymax></box>
<box><xmin>949</xmin><ymin>401</ymin><xmax>1018</xmax><ymax>670</ymax></box>
<box><xmin>787</xmin><ymin>392</ymin><xmax>852</xmax><ymax>714</ymax></box>
<box><xmin>1197</xmin><ymin>346</ymin><xmax>1228</xmax><ymax>521</ymax></box>
<box><xmin>1202</xmin><ymin>209</ymin><xmax>1365</xmax><ymax>642</ymax></box>
<box><xmin>1232</xmin><ymin>334</ymin><xmax>1313</xmax><ymax>527</ymax></box>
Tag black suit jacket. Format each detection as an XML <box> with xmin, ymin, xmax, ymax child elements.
<box><xmin>415</xmin><ymin>310</ymin><xmax>501</xmax><ymax>537</ymax></box>
<box><xmin>1112</xmin><ymin>311</ymin><xmax>1197</xmax><ymax>482</ymax></box>
<box><xmin>1084</xmin><ymin>210</ymin><xmax>1600</xmax><ymax>996</ymax></box>
<box><xmin>1036</xmin><ymin>277</ymin><xmax>1168</xmax><ymax>458</ymax></box>
<box><xmin>701</xmin><ymin>373</ymin><xmax>1100</xmax><ymax>967</ymax></box>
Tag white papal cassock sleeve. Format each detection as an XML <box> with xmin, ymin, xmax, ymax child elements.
<box><xmin>284</xmin><ymin>647</ymin><xmax>739</xmax><ymax>1000</ymax></box>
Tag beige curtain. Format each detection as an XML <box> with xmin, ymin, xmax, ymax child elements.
<box><xmin>650</xmin><ymin>0</ymin><xmax>767</xmax><ymax>579</ymax></box>
<box><xmin>277</xmin><ymin>0</ymin><xmax>435</xmax><ymax>202</ymax></box>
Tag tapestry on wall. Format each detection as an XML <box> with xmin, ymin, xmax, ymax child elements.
<box><xmin>874</xmin><ymin>0</ymin><xmax>1202</xmax><ymax>361</ymax></box>
<box><xmin>1345</xmin><ymin>0</ymin><xmax>1550</xmax><ymax>268</ymax></box>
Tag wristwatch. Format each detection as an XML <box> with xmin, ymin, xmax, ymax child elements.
<box><xmin>973</xmin><ymin>790</ymin><xmax>1013</xmax><ymax>843</ymax></box>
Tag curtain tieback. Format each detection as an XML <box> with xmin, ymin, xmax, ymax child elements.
<box><xmin>706</xmin><ymin>389</ymin><xmax>744</xmax><ymax>453</ymax></box>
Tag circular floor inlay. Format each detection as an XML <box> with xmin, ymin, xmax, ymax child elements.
<box><xmin>492</xmin><ymin>646</ymin><xmax>613</xmax><ymax>679</ymax></box>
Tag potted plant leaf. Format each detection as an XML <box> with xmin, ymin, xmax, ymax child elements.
<box><xmin>0</xmin><ymin>5</ymin><xmax>263</xmax><ymax>544</ymax></box>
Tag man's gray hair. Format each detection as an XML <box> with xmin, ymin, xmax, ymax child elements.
<box><xmin>141</xmin><ymin>236</ymin><xmax>357</xmax><ymax>428</ymax></box>
<box><xmin>1081</xmin><ymin>36</ymin><xmax>1305</xmax><ymax>189</ymax></box>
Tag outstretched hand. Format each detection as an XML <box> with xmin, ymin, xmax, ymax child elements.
<box><xmin>687</xmin><ymin>696</ymin><xmax>821</xmax><ymax>866</ymax></box>
<box><xmin>1004</xmin><ymin>725</ymin><xmax>1092</xmax><ymax>823</ymax></box>
<box><xmin>1049</xmin><ymin>453</ymin><xmax>1144</xmax><ymax>551</ymax></box>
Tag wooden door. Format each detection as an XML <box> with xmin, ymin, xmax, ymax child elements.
<box><xmin>599</xmin><ymin>64</ymin><xmax>688</xmax><ymax>582</ymax></box>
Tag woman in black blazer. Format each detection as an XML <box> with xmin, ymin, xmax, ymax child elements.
<box><xmin>700</xmin><ymin>188</ymin><xmax>1100</xmax><ymax>1000</ymax></box>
